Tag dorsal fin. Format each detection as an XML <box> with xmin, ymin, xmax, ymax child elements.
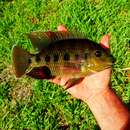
<box><xmin>27</xmin><ymin>31</ymin><xmax>51</xmax><ymax>51</ymax></box>
<box><xmin>27</xmin><ymin>31</ymin><xmax>85</xmax><ymax>51</ymax></box>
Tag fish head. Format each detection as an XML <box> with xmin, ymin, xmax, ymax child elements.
<box><xmin>82</xmin><ymin>44</ymin><xmax>114</xmax><ymax>74</ymax></box>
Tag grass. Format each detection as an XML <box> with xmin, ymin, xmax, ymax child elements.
<box><xmin>0</xmin><ymin>0</ymin><xmax>130</xmax><ymax>129</ymax></box>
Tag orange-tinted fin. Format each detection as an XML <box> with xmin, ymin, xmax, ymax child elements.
<box><xmin>100</xmin><ymin>34</ymin><xmax>110</xmax><ymax>49</ymax></box>
<box><xmin>12</xmin><ymin>45</ymin><xmax>32</xmax><ymax>78</ymax></box>
<box><xmin>27</xmin><ymin>31</ymin><xmax>85</xmax><ymax>51</ymax></box>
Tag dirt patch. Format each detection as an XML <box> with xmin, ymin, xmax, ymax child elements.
<box><xmin>0</xmin><ymin>65</ymin><xmax>34</xmax><ymax>101</ymax></box>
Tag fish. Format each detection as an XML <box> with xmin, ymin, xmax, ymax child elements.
<box><xmin>12</xmin><ymin>31</ymin><xmax>114</xmax><ymax>81</ymax></box>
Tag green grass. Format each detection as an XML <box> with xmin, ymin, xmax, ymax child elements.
<box><xmin>0</xmin><ymin>0</ymin><xmax>130</xmax><ymax>129</ymax></box>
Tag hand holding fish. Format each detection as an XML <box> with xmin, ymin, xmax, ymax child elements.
<box><xmin>50</xmin><ymin>25</ymin><xmax>112</xmax><ymax>101</ymax></box>
<box><xmin>50</xmin><ymin>26</ymin><xmax>130</xmax><ymax>130</ymax></box>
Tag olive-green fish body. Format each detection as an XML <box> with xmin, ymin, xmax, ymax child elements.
<box><xmin>12</xmin><ymin>32</ymin><xmax>113</xmax><ymax>78</ymax></box>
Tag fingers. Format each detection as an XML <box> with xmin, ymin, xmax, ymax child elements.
<box><xmin>48</xmin><ymin>76</ymin><xmax>61</xmax><ymax>85</ymax></box>
<box><xmin>57</xmin><ymin>25</ymin><xmax>68</xmax><ymax>32</ymax></box>
<box><xmin>100</xmin><ymin>34</ymin><xmax>111</xmax><ymax>49</ymax></box>
<box><xmin>49</xmin><ymin>76</ymin><xmax>71</xmax><ymax>88</ymax></box>
<box><xmin>64</xmin><ymin>78</ymin><xmax>84</xmax><ymax>89</ymax></box>
<box><xmin>60</xmin><ymin>77</ymin><xmax>71</xmax><ymax>87</ymax></box>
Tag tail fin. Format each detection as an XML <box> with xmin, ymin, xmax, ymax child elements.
<box><xmin>12</xmin><ymin>45</ymin><xmax>32</xmax><ymax>78</ymax></box>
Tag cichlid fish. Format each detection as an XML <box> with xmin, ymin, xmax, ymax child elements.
<box><xmin>12</xmin><ymin>31</ymin><xmax>114</xmax><ymax>80</ymax></box>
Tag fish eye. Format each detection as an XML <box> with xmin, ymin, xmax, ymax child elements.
<box><xmin>95</xmin><ymin>50</ymin><xmax>102</xmax><ymax>57</ymax></box>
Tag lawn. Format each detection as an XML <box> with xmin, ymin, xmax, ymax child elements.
<box><xmin>0</xmin><ymin>0</ymin><xmax>130</xmax><ymax>129</ymax></box>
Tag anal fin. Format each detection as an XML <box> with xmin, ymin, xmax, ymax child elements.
<box><xmin>26</xmin><ymin>66</ymin><xmax>53</xmax><ymax>79</ymax></box>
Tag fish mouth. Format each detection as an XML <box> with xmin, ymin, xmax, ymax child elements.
<box><xmin>102</xmin><ymin>62</ymin><xmax>114</xmax><ymax>70</ymax></box>
<box><xmin>107</xmin><ymin>62</ymin><xmax>114</xmax><ymax>66</ymax></box>
<box><xmin>97</xmin><ymin>62</ymin><xmax>114</xmax><ymax>71</ymax></box>
<box><xmin>105</xmin><ymin>62</ymin><xmax>114</xmax><ymax>68</ymax></box>
<box><xmin>86</xmin><ymin>62</ymin><xmax>113</xmax><ymax>73</ymax></box>
<box><xmin>104</xmin><ymin>65</ymin><xmax>112</xmax><ymax>69</ymax></box>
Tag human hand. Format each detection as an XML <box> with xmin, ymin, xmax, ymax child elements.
<box><xmin>50</xmin><ymin>25</ymin><xmax>112</xmax><ymax>101</ymax></box>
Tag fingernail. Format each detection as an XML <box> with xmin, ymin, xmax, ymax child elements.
<box><xmin>57</xmin><ymin>25</ymin><xmax>68</xmax><ymax>32</ymax></box>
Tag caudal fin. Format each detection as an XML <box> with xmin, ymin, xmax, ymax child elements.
<box><xmin>12</xmin><ymin>45</ymin><xmax>32</xmax><ymax>78</ymax></box>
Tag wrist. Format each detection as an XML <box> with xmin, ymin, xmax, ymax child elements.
<box><xmin>81</xmin><ymin>87</ymin><xmax>110</xmax><ymax>103</ymax></box>
<box><xmin>81</xmin><ymin>87</ymin><xmax>130</xmax><ymax>130</ymax></box>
